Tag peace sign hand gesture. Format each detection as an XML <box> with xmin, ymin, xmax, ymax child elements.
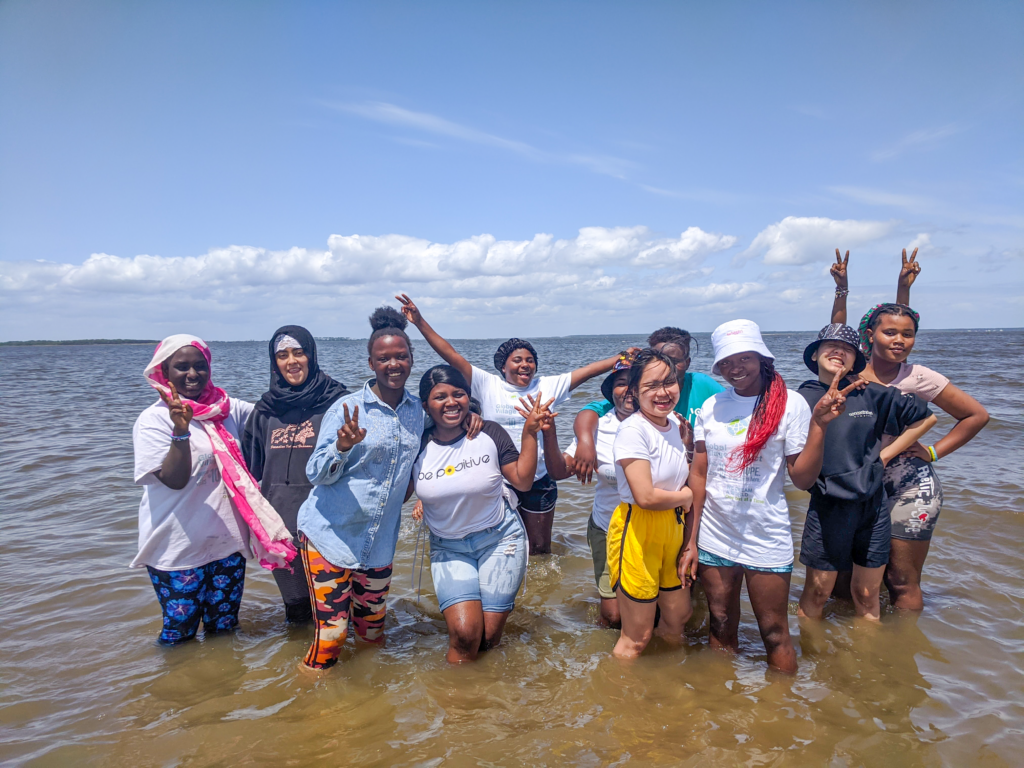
<box><xmin>830</xmin><ymin>249</ymin><xmax>850</xmax><ymax>290</ymax></box>
<box><xmin>158</xmin><ymin>382</ymin><xmax>194</xmax><ymax>434</ymax></box>
<box><xmin>395</xmin><ymin>294</ymin><xmax>423</xmax><ymax>327</ymax></box>
<box><xmin>515</xmin><ymin>393</ymin><xmax>558</xmax><ymax>436</ymax></box>
<box><xmin>335</xmin><ymin>403</ymin><xmax>368</xmax><ymax>452</ymax></box>
<box><xmin>898</xmin><ymin>248</ymin><xmax>920</xmax><ymax>291</ymax></box>
<box><xmin>812</xmin><ymin>370</ymin><xmax>866</xmax><ymax>427</ymax></box>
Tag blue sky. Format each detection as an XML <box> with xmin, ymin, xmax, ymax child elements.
<box><xmin>1</xmin><ymin>0</ymin><xmax>1021</xmax><ymax>341</ymax></box>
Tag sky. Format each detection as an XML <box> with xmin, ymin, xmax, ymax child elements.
<box><xmin>1</xmin><ymin>0</ymin><xmax>1021</xmax><ymax>341</ymax></box>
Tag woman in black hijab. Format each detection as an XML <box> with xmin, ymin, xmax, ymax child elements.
<box><xmin>242</xmin><ymin>325</ymin><xmax>349</xmax><ymax>623</ymax></box>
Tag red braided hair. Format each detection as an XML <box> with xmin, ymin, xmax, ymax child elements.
<box><xmin>727</xmin><ymin>358</ymin><xmax>788</xmax><ymax>472</ymax></box>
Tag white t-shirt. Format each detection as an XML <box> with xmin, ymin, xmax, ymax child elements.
<box><xmin>612</xmin><ymin>412</ymin><xmax>690</xmax><ymax>507</ymax></box>
<box><xmin>132</xmin><ymin>398</ymin><xmax>255</xmax><ymax>570</ymax></box>
<box><xmin>694</xmin><ymin>388</ymin><xmax>810</xmax><ymax>568</ymax></box>
<box><xmin>566</xmin><ymin>410</ymin><xmax>625</xmax><ymax>531</ymax></box>
<box><xmin>470</xmin><ymin>365</ymin><xmax>573</xmax><ymax>481</ymax></box>
<box><xmin>413</xmin><ymin>421</ymin><xmax>520</xmax><ymax>540</ymax></box>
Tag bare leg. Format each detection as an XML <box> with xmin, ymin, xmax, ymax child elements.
<box><xmin>745</xmin><ymin>570</ymin><xmax>796</xmax><ymax>674</ymax></box>
<box><xmin>481</xmin><ymin>610</ymin><xmax>512</xmax><ymax>650</ymax></box>
<box><xmin>698</xmin><ymin>563</ymin><xmax>743</xmax><ymax>652</ymax></box>
<box><xmin>850</xmin><ymin>564</ymin><xmax>886</xmax><ymax>621</ymax></box>
<box><xmin>612</xmin><ymin>589</ymin><xmax>658</xmax><ymax>658</ymax></box>
<box><xmin>653</xmin><ymin>588</ymin><xmax>692</xmax><ymax>645</ymax></box>
<box><xmin>798</xmin><ymin>567</ymin><xmax>838</xmax><ymax>619</ymax></box>
<box><xmin>885</xmin><ymin>538</ymin><xmax>931</xmax><ymax>612</ymax></box>
<box><xmin>442</xmin><ymin>601</ymin><xmax>484</xmax><ymax>663</ymax></box>
<box><xmin>521</xmin><ymin>510</ymin><xmax>554</xmax><ymax>555</ymax></box>
<box><xmin>599</xmin><ymin>597</ymin><xmax>621</xmax><ymax>628</ymax></box>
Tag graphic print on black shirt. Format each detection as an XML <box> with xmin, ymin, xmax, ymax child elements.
<box><xmin>798</xmin><ymin>378</ymin><xmax>931</xmax><ymax>501</ymax></box>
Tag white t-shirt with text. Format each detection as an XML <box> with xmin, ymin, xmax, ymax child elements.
<box><xmin>132</xmin><ymin>398</ymin><xmax>255</xmax><ymax>570</ymax></box>
<box><xmin>413</xmin><ymin>421</ymin><xmax>520</xmax><ymax>540</ymax></box>
<box><xmin>470</xmin><ymin>365</ymin><xmax>573</xmax><ymax>481</ymax></box>
<box><xmin>694</xmin><ymin>388</ymin><xmax>810</xmax><ymax>568</ymax></box>
<box><xmin>566</xmin><ymin>410</ymin><xmax>625</xmax><ymax>531</ymax></box>
<box><xmin>612</xmin><ymin>411</ymin><xmax>690</xmax><ymax>507</ymax></box>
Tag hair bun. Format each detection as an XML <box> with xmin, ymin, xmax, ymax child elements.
<box><xmin>369</xmin><ymin>305</ymin><xmax>408</xmax><ymax>333</ymax></box>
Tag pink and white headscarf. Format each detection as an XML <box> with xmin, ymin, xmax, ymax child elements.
<box><xmin>145</xmin><ymin>335</ymin><xmax>298</xmax><ymax>571</ymax></box>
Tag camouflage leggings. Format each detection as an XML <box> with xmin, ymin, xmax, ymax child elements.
<box><xmin>299</xmin><ymin>534</ymin><xmax>392</xmax><ymax>669</ymax></box>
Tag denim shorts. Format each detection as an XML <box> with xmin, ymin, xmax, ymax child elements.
<box><xmin>698</xmin><ymin>549</ymin><xmax>794</xmax><ymax>574</ymax></box>
<box><xmin>429</xmin><ymin>501</ymin><xmax>528</xmax><ymax>613</ymax></box>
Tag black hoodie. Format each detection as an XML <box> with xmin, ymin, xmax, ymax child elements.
<box><xmin>242</xmin><ymin>327</ymin><xmax>349</xmax><ymax>533</ymax></box>
<box><xmin>798</xmin><ymin>378</ymin><xmax>931</xmax><ymax>501</ymax></box>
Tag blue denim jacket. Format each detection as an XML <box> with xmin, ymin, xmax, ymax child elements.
<box><xmin>297</xmin><ymin>380</ymin><xmax>424</xmax><ymax>569</ymax></box>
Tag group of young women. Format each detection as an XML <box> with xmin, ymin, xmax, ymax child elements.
<box><xmin>131</xmin><ymin>250</ymin><xmax>988</xmax><ymax>672</ymax></box>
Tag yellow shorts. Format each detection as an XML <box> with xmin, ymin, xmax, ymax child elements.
<box><xmin>607</xmin><ymin>502</ymin><xmax>685</xmax><ymax>602</ymax></box>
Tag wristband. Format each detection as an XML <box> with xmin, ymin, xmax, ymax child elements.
<box><xmin>170</xmin><ymin>432</ymin><xmax>191</xmax><ymax>442</ymax></box>
<box><xmin>834</xmin><ymin>289</ymin><xmax>849</xmax><ymax>298</ymax></box>
<box><xmin>926</xmin><ymin>445</ymin><xmax>938</xmax><ymax>462</ymax></box>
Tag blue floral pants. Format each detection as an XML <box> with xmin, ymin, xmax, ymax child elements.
<box><xmin>147</xmin><ymin>552</ymin><xmax>246</xmax><ymax>645</ymax></box>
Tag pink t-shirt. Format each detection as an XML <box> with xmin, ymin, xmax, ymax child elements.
<box><xmin>888</xmin><ymin>363</ymin><xmax>949</xmax><ymax>402</ymax></box>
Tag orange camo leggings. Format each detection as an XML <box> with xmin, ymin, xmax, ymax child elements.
<box><xmin>299</xmin><ymin>534</ymin><xmax>392</xmax><ymax>669</ymax></box>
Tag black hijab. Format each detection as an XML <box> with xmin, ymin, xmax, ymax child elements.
<box><xmin>254</xmin><ymin>325</ymin><xmax>349</xmax><ymax>418</ymax></box>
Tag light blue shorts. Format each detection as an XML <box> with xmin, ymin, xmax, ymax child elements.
<box><xmin>698</xmin><ymin>548</ymin><xmax>794</xmax><ymax>574</ymax></box>
<box><xmin>429</xmin><ymin>502</ymin><xmax>528</xmax><ymax>613</ymax></box>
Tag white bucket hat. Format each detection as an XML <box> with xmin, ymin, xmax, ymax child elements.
<box><xmin>710</xmin><ymin>319</ymin><xmax>775</xmax><ymax>375</ymax></box>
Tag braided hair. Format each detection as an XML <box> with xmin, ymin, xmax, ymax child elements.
<box><xmin>367</xmin><ymin>306</ymin><xmax>414</xmax><ymax>357</ymax></box>
<box><xmin>726</xmin><ymin>356</ymin><xmax>788</xmax><ymax>473</ymax></box>
<box><xmin>494</xmin><ymin>338</ymin><xmax>538</xmax><ymax>373</ymax></box>
<box><xmin>858</xmin><ymin>303</ymin><xmax>919</xmax><ymax>358</ymax></box>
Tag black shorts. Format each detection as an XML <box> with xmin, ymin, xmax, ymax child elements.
<box><xmin>799</xmin><ymin>488</ymin><xmax>890</xmax><ymax>571</ymax></box>
<box><xmin>510</xmin><ymin>474</ymin><xmax>558</xmax><ymax>514</ymax></box>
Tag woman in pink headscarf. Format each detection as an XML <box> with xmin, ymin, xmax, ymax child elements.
<box><xmin>132</xmin><ymin>335</ymin><xmax>295</xmax><ymax>645</ymax></box>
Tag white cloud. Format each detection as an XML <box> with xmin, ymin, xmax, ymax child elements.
<box><xmin>739</xmin><ymin>216</ymin><xmax>896</xmax><ymax>266</ymax></box>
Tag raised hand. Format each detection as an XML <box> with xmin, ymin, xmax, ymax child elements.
<box><xmin>395</xmin><ymin>293</ymin><xmax>423</xmax><ymax>326</ymax></box>
<box><xmin>812</xmin><ymin>370</ymin><xmax>866</xmax><ymax>426</ymax></box>
<box><xmin>830</xmin><ymin>249</ymin><xmax>850</xmax><ymax>290</ymax></box>
<box><xmin>158</xmin><ymin>381</ymin><xmax>194</xmax><ymax>434</ymax></box>
<box><xmin>335</xmin><ymin>403</ymin><xmax>367</xmax><ymax>452</ymax></box>
<box><xmin>898</xmin><ymin>248</ymin><xmax>920</xmax><ymax>291</ymax></box>
<box><xmin>515</xmin><ymin>393</ymin><xmax>558</xmax><ymax>435</ymax></box>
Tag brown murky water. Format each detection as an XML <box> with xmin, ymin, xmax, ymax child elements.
<box><xmin>2</xmin><ymin>331</ymin><xmax>1022</xmax><ymax>766</ymax></box>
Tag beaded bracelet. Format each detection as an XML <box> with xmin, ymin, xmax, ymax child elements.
<box><xmin>926</xmin><ymin>445</ymin><xmax>938</xmax><ymax>462</ymax></box>
<box><xmin>834</xmin><ymin>289</ymin><xmax>849</xmax><ymax>298</ymax></box>
<box><xmin>170</xmin><ymin>432</ymin><xmax>192</xmax><ymax>442</ymax></box>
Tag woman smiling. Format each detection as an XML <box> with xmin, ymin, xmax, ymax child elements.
<box><xmin>242</xmin><ymin>326</ymin><xmax>349</xmax><ymax>624</ymax></box>
<box><xmin>407</xmin><ymin>365</ymin><xmax>553</xmax><ymax>663</ymax></box>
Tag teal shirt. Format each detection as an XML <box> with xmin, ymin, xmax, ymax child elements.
<box><xmin>583</xmin><ymin>371</ymin><xmax>724</xmax><ymax>425</ymax></box>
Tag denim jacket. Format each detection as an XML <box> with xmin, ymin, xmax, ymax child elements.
<box><xmin>296</xmin><ymin>380</ymin><xmax>424</xmax><ymax>569</ymax></box>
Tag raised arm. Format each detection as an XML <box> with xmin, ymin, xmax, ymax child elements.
<box><xmin>830</xmin><ymin>249</ymin><xmax>849</xmax><ymax>325</ymax></box>
<box><xmin>154</xmin><ymin>383</ymin><xmax>194</xmax><ymax>490</ymax></box>
<box><xmin>787</xmin><ymin>373</ymin><xmax>864</xmax><ymax>490</ymax></box>
<box><xmin>396</xmin><ymin>294</ymin><xmax>473</xmax><ymax>383</ymax></box>
<box><xmin>896</xmin><ymin>248</ymin><xmax>919</xmax><ymax>306</ymax></box>
<box><xmin>568</xmin><ymin>347</ymin><xmax>640</xmax><ymax>391</ymax></box>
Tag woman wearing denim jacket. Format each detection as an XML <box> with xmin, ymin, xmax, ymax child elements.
<box><xmin>296</xmin><ymin>307</ymin><xmax>480</xmax><ymax>670</ymax></box>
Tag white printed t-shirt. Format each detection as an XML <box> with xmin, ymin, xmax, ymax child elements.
<box><xmin>470</xmin><ymin>365</ymin><xmax>573</xmax><ymax>481</ymax></box>
<box><xmin>694</xmin><ymin>389</ymin><xmax>810</xmax><ymax>568</ymax></box>
<box><xmin>413</xmin><ymin>421</ymin><xmax>520</xmax><ymax>540</ymax></box>
<box><xmin>566</xmin><ymin>410</ymin><xmax>626</xmax><ymax>531</ymax></box>
<box><xmin>612</xmin><ymin>412</ymin><xmax>690</xmax><ymax>506</ymax></box>
<box><xmin>132</xmin><ymin>398</ymin><xmax>255</xmax><ymax>570</ymax></box>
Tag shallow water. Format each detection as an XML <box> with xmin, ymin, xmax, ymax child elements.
<box><xmin>1</xmin><ymin>330</ymin><xmax>1022</xmax><ymax>766</ymax></box>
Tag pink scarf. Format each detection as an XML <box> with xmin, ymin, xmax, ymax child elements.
<box><xmin>144</xmin><ymin>335</ymin><xmax>298</xmax><ymax>571</ymax></box>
